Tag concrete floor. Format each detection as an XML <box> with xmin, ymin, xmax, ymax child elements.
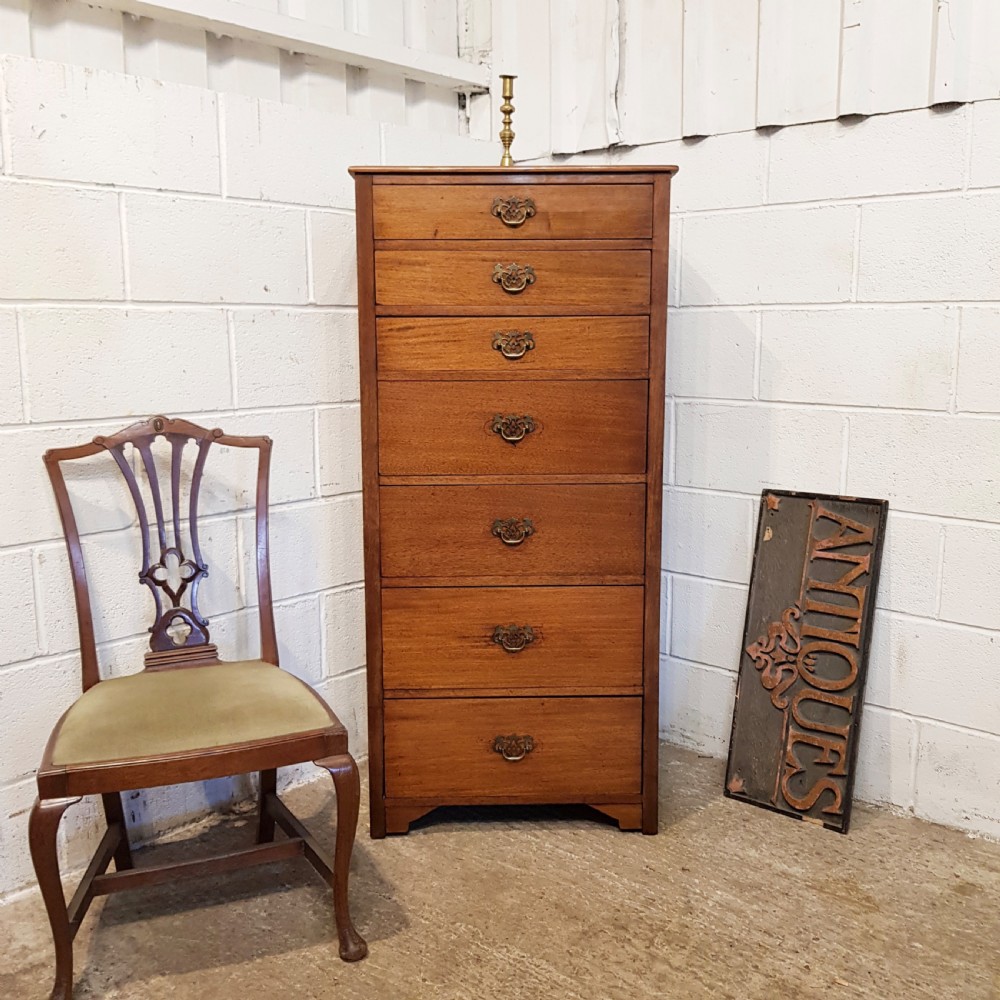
<box><xmin>2</xmin><ymin>746</ymin><xmax>999</xmax><ymax>1000</ymax></box>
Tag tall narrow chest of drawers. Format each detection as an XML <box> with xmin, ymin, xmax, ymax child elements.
<box><xmin>349</xmin><ymin>165</ymin><xmax>677</xmax><ymax>836</ymax></box>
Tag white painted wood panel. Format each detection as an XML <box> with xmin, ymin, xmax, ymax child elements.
<box><xmin>932</xmin><ymin>0</ymin><xmax>1000</xmax><ymax>105</ymax></box>
<box><xmin>839</xmin><ymin>0</ymin><xmax>935</xmax><ymax>116</ymax></box>
<box><xmin>30</xmin><ymin>0</ymin><xmax>125</xmax><ymax>72</ymax></box>
<box><xmin>123</xmin><ymin>16</ymin><xmax>208</xmax><ymax>88</ymax></box>
<box><xmin>617</xmin><ymin>0</ymin><xmax>683</xmax><ymax>146</ymax></box>
<box><xmin>276</xmin><ymin>0</ymin><xmax>347</xmax><ymax>112</ymax></box>
<box><xmin>459</xmin><ymin>0</ymin><xmax>492</xmax><ymax>141</ymax></box>
<box><xmin>346</xmin><ymin>0</ymin><xmax>406</xmax><ymax>125</ymax></box>
<box><xmin>549</xmin><ymin>0</ymin><xmax>619</xmax><ymax>154</ymax></box>
<box><xmin>488</xmin><ymin>0</ymin><xmax>551</xmax><ymax>160</ymax></box>
<box><xmin>682</xmin><ymin>0</ymin><xmax>758</xmax><ymax>137</ymax></box>
<box><xmin>404</xmin><ymin>0</ymin><xmax>459</xmax><ymax>132</ymax></box>
<box><xmin>279</xmin><ymin>50</ymin><xmax>348</xmax><ymax>113</ymax></box>
<box><xmin>207</xmin><ymin>34</ymin><xmax>281</xmax><ymax>100</ymax></box>
<box><xmin>73</xmin><ymin>0</ymin><xmax>489</xmax><ymax>90</ymax></box>
<box><xmin>278</xmin><ymin>0</ymin><xmax>339</xmax><ymax>20</ymax></box>
<box><xmin>0</xmin><ymin>0</ymin><xmax>32</xmax><ymax>57</ymax></box>
<box><xmin>757</xmin><ymin>0</ymin><xmax>840</xmax><ymax>127</ymax></box>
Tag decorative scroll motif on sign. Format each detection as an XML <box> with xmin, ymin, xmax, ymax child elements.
<box><xmin>491</xmin><ymin>517</ymin><xmax>535</xmax><ymax>546</ymax></box>
<box><xmin>492</xmin><ymin>330</ymin><xmax>536</xmax><ymax>359</ymax></box>
<box><xmin>492</xmin><ymin>734</ymin><xmax>535</xmax><ymax>761</ymax></box>
<box><xmin>726</xmin><ymin>492</ymin><xmax>887</xmax><ymax>834</ymax></box>
<box><xmin>746</xmin><ymin>604</ymin><xmax>804</xmax><ymax>710</ymax></box>
<box><xmin>490</xmin><ymin>413</ymin><xmax>536</xmax><ymax>444</ymax></box>
<box><xmin>491</xmin><ymin>196</ymin><xmax>536</xmax><ymax>228</ymax></box>
<box><xmin>492</xmin><ymin>262</ymin><xmax>536</xmax><ymax>294</ymax></box>
<box><xmin>492</xmin><ymin>624</ymin><xmax>536</xmax><ymax>653</ymax></box>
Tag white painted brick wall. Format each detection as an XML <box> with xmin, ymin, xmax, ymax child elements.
<box><xmin>956</xmin><ymin>308</ymin><xmax>1000</xmax><ymax>412</ymax></box>
<box><xmin>223</xmin><ymin>94</ymin><xmax>380</xmax><ymax>209</ymax></box>
<box><xmin>847</xmin><ymin>413</ymin><xmax>1000</xmax><ymax>522</ymax></box>
<box><xmin>758</xmin><ymin>308</ymin><xmax>958</xmax><ymax>409</ymax></box>
<box><xmin>667</xmin><ymin>309</ymin><xmax>756</xmax><ymax>399</ymax></box>
<box><xmin>682</xmin><ymin>204</ymin><xmax>857</xmax><ymax>305</ymax></box>
<box><xmin>0</xmin><ymin>309</ymin><xmax>22</xmax><ymax>421</ymax></box>
<box><xmin>309</xmin><ymin>211</ymin><xmax>357</xmax><ymax>306</ymax></box>
<box><xmin>0</xmin><ymin>182</ymin><xmax>123</xmax><ymax>299</ymax></box>
<box><xmin>970</xmin><ymin>99</ymin><xmax>1000</xmax><ymax>190</ymax></box>
<box><xmin>674</xmin><ymin>402</ymin><xmax>845</xmax><ymax>494</ymax></box>
<box><xmin>231</xmin><ymin>309</ymin><xmax>358</xmax><ymax>407</ymax></box>
<box><xmin>0</xmin><ymin>25</ymin><xmax>491</xmax><ymax>897</ymax></box>
<box><xmin>550</xmin><ymin>92</ymin><xmax>1000</xmax><ymax>842</ymax></box>
<box><xmin>20</xmin><ymin>308</ymin><xmax>233</xmax><ymax>420</ymax></box>
<box><xmin>767</xmin><ymin>107</ymin><xmax>967</xmax><ymax>203</ymax></box>
<box><xmin>3</xmin><ymin>58</ymin><xmax>220</xmax><ymax>192</ymax></box>
<box><xmin>914</xmin><ymin>724</ymin><xmax>1000</xmax><ymax>838</ymax></box>
<box><xmin>858</xmin><ymin>193</ymin><xmax>1000</xmax><ymax>302</ymax></box>
<box><xmin>125</xmin><ymin>195</ymin><xmax>309</xmax><ymax>304</ymax></box>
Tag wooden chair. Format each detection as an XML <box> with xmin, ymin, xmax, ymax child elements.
<box><xmin>31</xmin><ymin>415</ymin><xmax>367</xmax><ymax>1000</ymax></box>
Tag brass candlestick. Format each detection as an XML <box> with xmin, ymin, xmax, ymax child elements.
<box><xmin>498</xmin><ymin>74</ymin><xmax>516</xmax><ymax>167</ymax></box>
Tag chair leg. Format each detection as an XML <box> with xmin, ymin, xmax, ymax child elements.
<box><xmin>317</xmin><ymin>755</ymin><xmax>368</xmax><ymax>961</ymax></box>
<box><xmin>100</xmin><ymin>793</ymin><xmax>134</xmax><ymax>870</ymax></box>
<box><xmin>29</xmin><ymin>797</ymin><xmax>79</xmax><ymax>1000</ymax></box>
<box><xmin>256</xmin><ymin>768</ymin><xmax>277</xmax><ymax>844</ymax></box>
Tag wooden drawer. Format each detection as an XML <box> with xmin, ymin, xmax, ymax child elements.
<box><xmin>384</xmin><ymin>696</ymin><xmax>642</xmax><ymax>799</ymax></box>
<box><xmin>377</xmin><ymin>317</ymin><xmax>650</xmax><ymax>376</ymax></box>
<box><xmin>372</xmin><ymin>183</ymin><xmax>653</xmax><ymax>240</ymax></box>
<box><xmin>379</xmin><ymin>484</ymin><xmax>646</xmax><ymax>580</ymax></box>
<box><xmin>374</xmin><ymin>250</ymin><xmax>651</xmax><ymax>313</ymax></box>
<box><xmin>378</xmin><ymin>380</ymin><xmax>647</xmax><ymax>476</ymax></box>
<box><xmin>382</xmin><ymin>586</ymin><xmax>644</xmax><ymax>693</ymax></box>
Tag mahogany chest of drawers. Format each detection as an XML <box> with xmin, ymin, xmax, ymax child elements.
<box><xmin>349</xmin><ymin>165</ymin><xmax>676</xmax><ymax>836</ymax></box>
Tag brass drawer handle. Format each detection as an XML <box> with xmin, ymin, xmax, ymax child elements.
<box><xmin>492</xmin><ymin>517</ymin><xmax>534</xmax><ymax>545</ymax></box>
<box><xmin>492</xmin><ymin>624</ymin><xmax>536</xmax><ymax>653</ymax></box>
<box><xmin>492</xmin><ymin>262</ymin><xmax>535</xmax><ymax>294</ymax></box>
<box><xmin>492</xmin><ymin>330</ymin><xmax>535</xmax><ymax>359</ymax></box>
<box><xmin>491</xmin><ymin>413</ymin><xmax>535</xmax><ymax>444</ymax></box>
<box><xmin>491</xmin><ymin>195</ymin><xmax>536</xmax><ymax>228</ymax></box>
<box><xmin>493</xmin><ymin>734</ymin><xmax>535</xmax><ymax>761</ymax></box>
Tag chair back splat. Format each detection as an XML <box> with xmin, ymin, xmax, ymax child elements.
<box><xmin>44</xmin><ymin>415</ymin><xmax>278</xmax><ymax>688</ymax></box>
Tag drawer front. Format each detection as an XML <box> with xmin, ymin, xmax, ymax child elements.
<box><xmin>379</xmin><ymin>484</ymin><xmax>646</xmax><ymax>580</ymax></box>
<box><xmin>378</xmin><ymin>380</ymin><xmax>647</xmax><ymax>476</ymax></box>
<box><xmin>384</xmin><ymin>696</ymin><xmax>642</xmax><ymax>799</ymax></box>
<box><xmin>382</xmin><ymin>586</ymin><xmax>644</xmax><ymax>692</ymax></box>
<box><xmin>372</xmin><ymin>183</ymin><xmax>653</xmax><ymax>240</ymax></box>
<box><xmin>377</xmin><ymin>317</ymin><xmax>650</xmax><ymax>375</ymax></box>
<box><xmin>374</xmin><ymin>250</ymin><xmax>651</xmax><ymax>312</ymax></box>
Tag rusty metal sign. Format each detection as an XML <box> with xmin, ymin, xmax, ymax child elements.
<box><xmin>725</xmin><ymin>490</ymin><xmax>888</xmax><ymax>833</ymax></box>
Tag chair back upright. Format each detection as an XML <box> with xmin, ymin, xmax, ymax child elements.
<box><xmin>44</xmin><ymin>415</ymin><xmax>278</xmax><ymax>691</ymax></box>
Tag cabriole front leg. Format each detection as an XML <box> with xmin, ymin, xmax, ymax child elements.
<box><xmin>29</xmin><ymin>796</ymin><xmax>80</xmax><ymax>1000</ymax></box>
<box><xmin>317</xmin><ymin>754</ymin><xmax>368</xmax><ymax>961</ymax></box>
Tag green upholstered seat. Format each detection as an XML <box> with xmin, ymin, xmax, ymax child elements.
<box><xmin>51</xmin><ymin>661</ymin><xmax>336</xmax><ymax>767</ymax></box>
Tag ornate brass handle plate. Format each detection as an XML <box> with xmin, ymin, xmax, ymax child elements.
<box><xmin>492</xmin><ymin>517</ymin><xmax>534</xmax><ymax>546</ymax></box>
<box><xmin>491</xmin><ymin>195</ymin><xmax>536</xmax><ymax>228</ymax></box>
<box><xmin>492</xmin><ymin>330</ymin><xmax>535</xmax><ymax>360</ymax></box>
<box><xmin>492</xmin><ymin>624</ymin><xmax>536</xmax><ymax>653</ymax></box>
<box><xmin>493</xmin><ymin>734</ymin><xmax>535</xmax><ymax>761</ymax></box>
<box><xmin>492</xmin><ymin>262</ymin><xmax>535</xmax><ymax>294</ymax></box>
<box><xmin>491</xmin><ymin>413</ymin><xmax>535</xmax><ymax>444</ymax></box>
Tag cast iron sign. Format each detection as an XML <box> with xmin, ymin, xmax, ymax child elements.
<box><xmin>725</xmin><ymin>490</ymin><xmax>888</xmax><ymax>833</ymax></box>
